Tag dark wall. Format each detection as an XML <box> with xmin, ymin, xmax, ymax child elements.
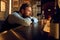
<box><xmin>41</xmin><ymin>0</ymin><xmax>55</xmax><ymax>19</ymax></box>
<box><xmin>41</xmin><ymin>0</ymin><xmax>55</xmax><ymax>4</ymax></box>
<box><xmin>53</xmin><ymin>5</ymin><xmax>60</xmax><ymax>23</ymax></box>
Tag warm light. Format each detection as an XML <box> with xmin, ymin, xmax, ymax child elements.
<box><xmin>9</xmin><ymin>0</ymin><xmax>11</xmax><ymax>14</ymax></box>
<box><xmin>42</xmin><ymin>10</ymin><xmax>44</xmax><ymax>14</ymax></box>
<box><xmin>58</xmin><ymin>0</ymin><xmax>60</xmax><ymax>8</ymax></box>
<box><xmin>48</xmin><ymin>9</ymin><xmax>51</xmax><ymax>11</ymax></box>
<box><xmin>1</xmin><ymin>1</ymin><xmax>5</xmax><ymax>11</ymax></box>
<box><xmin>0</xmin><ymin>31</ymin><xmax>7</xmax><ymax>35</ymax></box>
<box><xmin>24</xmin><ymin>0</ymin><xmax>30</xmax><ymax>1</ymax></box>
<box><xmin>0</xmin><ymin>36</ymin><xmax>3</xmax><ymax>40</ymax></box>
<box><xmin>10</xmin><ymin>29</ymin><xmax>25</xmax><ymax>40</ymax></box>
<box><xmin>0</xmin><ymin>31</ymin><xmax>7</xmax><ymax>40</ymax></box>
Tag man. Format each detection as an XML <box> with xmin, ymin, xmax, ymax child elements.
<box><xmin>8</xmin><ymin>3</ymin><xmax>38</xmax><ymax>27</ymax></box>
<box><xmin>8</xmin><ymin>3</ymin><xmax>38</xmax><ymax>40</ymax></box>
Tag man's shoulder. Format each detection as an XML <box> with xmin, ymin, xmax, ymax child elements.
<box><xmin>11</xmin><ymin>12</ymin><xmax>22</xmax><ymax>17</ymax></box>
<box><xmin>12</xmin><ymin>12</ymin><xmax>19</xmax><ymax>15</ymax></box>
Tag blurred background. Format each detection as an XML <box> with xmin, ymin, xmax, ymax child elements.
<box><xmin>0</xmin><ymin>0</ymin><xmax>59</xmax><ymax>40</ymax></box>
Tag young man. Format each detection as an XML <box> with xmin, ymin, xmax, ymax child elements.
<box><xmin>8</xmin><ymin>3</ymin><xmax>38</xmax><ymax>40</ymax></box>
<box><xmin>8</xmin><ymin>3</ymin><xmax>38</xmax><ymax>27</ymax></box>
<box><xmin>0</xmin><ymin>3</ymin><xmax>38</xmax><ymax>33</ymax></box>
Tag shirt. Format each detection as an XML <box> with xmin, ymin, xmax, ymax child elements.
<box><xmin>8</xmin><ymin>12</ymin><xmax>38</xmax><ymax>27</ymax></box>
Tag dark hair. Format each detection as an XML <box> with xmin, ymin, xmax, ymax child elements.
<box><xmin>19</xmin><ymin>3</ymin><xmax>31</xmax><ymax>12</ymax></box>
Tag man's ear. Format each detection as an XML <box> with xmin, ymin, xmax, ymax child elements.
<box><xmin>21</xmin><ymin>9</ymin><xmax>24</xmax><ymax>14</ymax></box>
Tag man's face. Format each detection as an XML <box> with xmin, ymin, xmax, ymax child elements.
<box><xmin>22</xmin><ymin>7</ymin><xmax>32</xmax><ymax>17</ymax></box>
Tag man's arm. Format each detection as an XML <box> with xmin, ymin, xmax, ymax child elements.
<box><xmin>8</xmin><ymin>12</ymin><xmax>32</xmax><ymax>26</ymax></box>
